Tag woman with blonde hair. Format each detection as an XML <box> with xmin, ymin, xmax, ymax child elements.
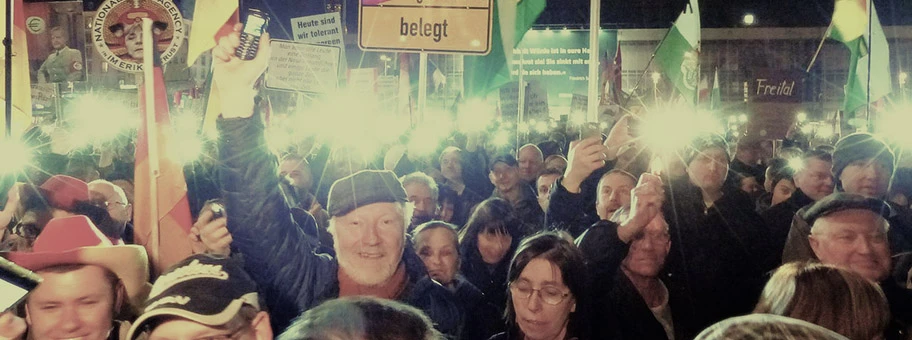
<box><xmin>753</xmin><ymin>262</ymin><xmax>890</xmax><ymax>340</ymax></box>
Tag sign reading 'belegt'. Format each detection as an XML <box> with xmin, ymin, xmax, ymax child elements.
<box><xmin>359</xmin><ymin>0</ymin><xmax>493</xmax><ymax>54</ymax></box>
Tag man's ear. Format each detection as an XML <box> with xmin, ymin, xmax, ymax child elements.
<box><xmin>113</xmin><ymin>281</ymin><xmax>125</xmax><ymax>316</ymax></box>
<box><xmin>251</xmin><ymin>311</ymin><xmax>273</xmax><ymax>340</ymax></box>
<box><xmin>808</xmin><ymin>234</ymin><xmax>821</xmax><ymax>257</ymax></box>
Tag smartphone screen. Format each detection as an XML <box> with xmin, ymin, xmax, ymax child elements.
<box><xmin>243</xmin><ymin>14</ymin><xmax>267</xmax><ymax>35</ymax></box>
<box><xmin>579</xmin><ymin>122</ymin><xmax>601</xmax><ymax>140</ymax></box>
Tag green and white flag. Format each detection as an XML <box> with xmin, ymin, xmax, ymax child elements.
<box><xmin>710</xmin><ymin>68</ymin><xmax>721</xmax><ymax>110</ymax></box>
<box><xmin>830</xmin><ymin>0</ymin><xmax>891</xmax><ymax>113</ymax></box>
<box><xmin>655</xmin><ymin>0</ymin><xmax>701</xmax><ymax>104</ymax></box>
<box><xmin>464</xmin><ymin>0</ymin><xmax>546</xmax><ymax>98</ymax></box>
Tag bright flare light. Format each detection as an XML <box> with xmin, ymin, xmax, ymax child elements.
<box><xmin>800</xmin><ymin>125</ymin><xmax>815</xmax><ymax>134</ymax></box>
<box><xmin>534</xmin><ymin>121</ymin><xmax>549</xmax><ymax>134</ymax></box>
<box><xmin>738</xmin><ymin>114</ymin><xmax>748</xmax><ymax>123</ymax></box>
<box><xmin>0</xmin><ymin>139</ymin><xmax>32</xmax><ymax>176</ymax></box>
<box><xmin>492</xmin><ymin>130</ymin><xmax>511</xmax><ymax>147</ymax></box>
<box><xmin>816</xmin><ymin>126</ymin><xmax>834</xmax><ymax>139</ymax></box>
<box><xmin>877</xmin><ymin>104</ymin><xmax>912</xmax><ymax>146</ymax></box>
<box><xmin>796</xmin><ymin>112</ymin><xmax>807</xmax><ymax>122</ymax></box>
<box><xmin>457</xmin><ymin>100</ymin><xmax>495</xmax><ymax>132</ymax></box>
<box><xmin>67</xmin><ymin>94</ymin><xmax>138</xmax><ymax>146</ymax></box>
<box><xmin>787</xmin><ymin>157</ymin><xmax>804</xmax><ymax>172</ymax></box>
<box><xmin>638</xmin><ymin>105</ymin><xmax>724</xmax><ymax>155</ymax></box>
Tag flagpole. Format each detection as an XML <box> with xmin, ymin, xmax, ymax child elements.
<box><xmin>864</xmin><ymin>0</ymin><xmax>873</xmax><ymax>126</ymax></box>
<box><xmin>418</xmin><ymin>52</ymin><xmax>428</xmax><ymax>123</ymax></box>
<box><xmin>4</xmin><ymin>0</ymin><xmax>12</xmax><ymax>138</ymax></box>
<box><xmin>622</xmin><ymin>25</ymin><xmax>674</xmax><ymax>108</ymax></box>
<box><xmin>141</xmin><ymin>17</ymin><xmax>161</xmax><ymax>264</ymax></box>
<box><xmin>805</xmin><ymin>24</ymin><xmax>832</xmax><ymax>73</ymax></box>
<box><xmin>586</xmin><ymin>0</ymin><xmax>600</xmax><ymax>123</ymax></box>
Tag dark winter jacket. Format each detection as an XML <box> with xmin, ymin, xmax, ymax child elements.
<box><xmin>217</xmin><ymin>114</ymin><xmax>461</xmax><ymax>334</ymax></box>
<box><xmin>661</xmin><ymin>179</ymin><xmax>772</xmax><ymax>334</ymax></box>
<box><xmin>577</xmin><ymin>220</ymin><xmax>695</xmax><ymax>340</ymax></box>
<box><xmin>760</xmin><ymin>188</ymin><xmax>814</xmax><ymax>265</ymax></box>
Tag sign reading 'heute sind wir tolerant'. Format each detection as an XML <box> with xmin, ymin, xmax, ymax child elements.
<box><xmin>359</xmin><ymin>0</ymin><xmax>493</xmax><ymax>54</ymax></box>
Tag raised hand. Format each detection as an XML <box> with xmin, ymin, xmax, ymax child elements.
<box><xmin>189</xmin><ymin>203</ymin><xmax>232</xmax><ymax>257</ymax></box>
<box><xmin>562</xmin><ymin>137</ymin><xmax>609</xmax><ymax>193</ymax></box>
<box><xmin>618</xmin><ymin>173</ymin><xmax>665</xmax><ymax>243</ymax></box>
<box><xmin>212</xmin><ymin>23</ymin><xmax>271</xmax><ymax>119</ymax></box>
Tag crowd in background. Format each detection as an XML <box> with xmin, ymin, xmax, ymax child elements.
<box><xmin>2</xmin><ymin>27</ymin><xmax>912</xmax><ymax>340</ymax></box>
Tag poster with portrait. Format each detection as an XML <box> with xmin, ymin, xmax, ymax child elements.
<box><xmin>23</xmin><ymin>0</ymin><xmax>87</xmax><ymax>84</ymax></box>
<box><xmin>91</xmin><ymin>0</ymin><xmax>185</xmax><ymax>73</ymax></box>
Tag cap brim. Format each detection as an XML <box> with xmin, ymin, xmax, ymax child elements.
<box><xmin>4</xmin><ymin>245</ymin><xmax>150</xmax><ymax>306</ymax></box>
<box><xmin>127</xmin><ymin>293</ymin><xmax>259</xmax><ymax>340</ymax></box>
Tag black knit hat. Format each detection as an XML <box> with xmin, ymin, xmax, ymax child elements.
<box><xmin>327</xmin><ymin>170</ymin><xmax>408</xmax><ymax>217</ymax></box>
<box><xmin>685</xmin><ymin>134</ymin><xmax>731</xmax><ymax>165</ymax></box>
<box><xmin>800</xmin><ymin>192</ymin><xmax>893</xmax><ymax>226</ymax></box>
<box><xmin>832</xmin><ymin>133</ymin><xmax>894</xmax><ymax>190</ymax></box>
<box><xmin>127</xmin><ymin>254</ymin><xmax>260</xmax><ymax>339</ymax></box>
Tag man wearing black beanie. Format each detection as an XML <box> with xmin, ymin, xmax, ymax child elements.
<box><xmin>782</xmin><ymin>133</ymin><xmax>912</xmax><ymax>263</ymax></box>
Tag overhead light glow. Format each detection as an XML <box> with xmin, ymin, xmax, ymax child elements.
<box><xmin>0</xmin><ymin>139</ymin><xmax>32</xmax><ymax>176</ymax></box>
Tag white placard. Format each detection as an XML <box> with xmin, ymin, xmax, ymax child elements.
<box><xmin>265</xmin><ymin>40</ymin><xmax>340</xmax><ymax>93</ymax></box>
<box><xmin>291</xmin><ymin>12</ymin><xmax>345</xmax><ymax>49</ymax></box>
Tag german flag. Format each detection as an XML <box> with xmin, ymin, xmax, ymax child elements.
<box><xmin>135</xmin><ymin>19</ymin><xmax>194</xmax><ymax>276</ymax></box>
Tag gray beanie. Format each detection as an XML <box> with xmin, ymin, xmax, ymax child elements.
<box><xmin>832</xmin><ymin>133</ymin><xmax>894</xmax><ymax>190</ymax></box>
<box><xmin>685</xmin><ymin>134</ymin><xmax>731</xmax><ymax>165</ymax></box>
<box><xmin>327</xmin><ymin>170</ymin><xmax>408</xmax><ymax>217</ymax></box>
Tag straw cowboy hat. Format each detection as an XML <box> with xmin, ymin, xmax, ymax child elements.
<box><xmin>3</xmin><ymin>215</ymin><xmax>150</xmax><ymax>307</ymax></box>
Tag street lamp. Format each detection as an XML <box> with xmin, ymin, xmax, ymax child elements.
<box><xmin>742</xmin><ymin>13</ymin><xmax>756</xmax><ymax>26</ymax></box>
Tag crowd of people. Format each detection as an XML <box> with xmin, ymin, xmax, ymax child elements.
<box><xmin>2</xmin><ymin>24</ymin><xmax>912</xmax><ymax>340</ymax></box>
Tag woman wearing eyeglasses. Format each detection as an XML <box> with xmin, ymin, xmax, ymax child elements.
<box><xmin>491</xmin><ymin>232</ymin><xmax>590</xmax><ymax>340</ymax></box>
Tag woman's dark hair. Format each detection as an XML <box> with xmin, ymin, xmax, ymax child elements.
<box><xmin>458</xmin><ymin>198</ymin><xmax>523</xmax><ymax>267</ymax></box>
<box><xmin>504</xmin><ymin>232</ymin><xmax>589</xmax><ymax>340</ymax></box>
<box><xmin>766</xmin><ymin>158</ymin><xmax>795</xmax><ymax>190</ymax></box>
<box><xmin>278</xmin><ymin>297</ymin><xmax>444</xmax><ymax>340</ymax></box>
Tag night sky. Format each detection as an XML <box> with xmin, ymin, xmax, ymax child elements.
<box><xmin>78</xmin><ymin>0</ymin><xmax>911</xmax><ymax>37</ymax></box>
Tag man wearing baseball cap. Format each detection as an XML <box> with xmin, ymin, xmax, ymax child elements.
<box><xmin>782</xmin><ymin>133</ymin><xmax>912</xmax><ymax>263</ymax></box>
<box><xmin>206</xmin><ymin>25</ymin><xmax>460</xmax><ymax>336</ymax></box>
<box><xmin>1</xmin><ymin>215</ymin><xmax>149</xmax><ymax>340</ymax></box>
<box><xmin>489</xmin><ymin>154</ymin><xmax>544</xmax><ymax>234</ymax></box>
<box><xmin>127</xmin><ymin>254</ymin><xmax>272</xmax><ymax>340</ymax></box>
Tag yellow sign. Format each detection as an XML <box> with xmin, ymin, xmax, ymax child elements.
<box><xmin>359</xmin><ymin>0</ymin><xmax>493</xmax><ymax>54</ymax></box>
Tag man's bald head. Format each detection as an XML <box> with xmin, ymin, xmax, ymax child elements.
<box><xmin>517</xmin><ymin>144</ymin><xmax>544</xmax><ymax>183</ymax></box>
<box><xmin>88</xmin><ymin>180</ymin><xmax>131</xmax><ymax>224</ymax></box>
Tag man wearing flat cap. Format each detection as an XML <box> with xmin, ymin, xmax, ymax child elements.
<box><xmin>803</xmin><ymin>193</ymin><xmax>912</xmax><ymax>338</ymax></box>
<box><xmin>783</xmin><ymin>133</ymin><xmax>912</xmax><ymax>263</ymax></box>
<box><xmin>203</xmin><ymin>26</ymin><xmax>461</xmax><ymax>336</ymax></box>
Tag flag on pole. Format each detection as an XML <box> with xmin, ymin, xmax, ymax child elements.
<box><xmin>829</xmin><ymin>0</ymin><xmax>891</xmax><ymax>113</ymax></box>
<box><xmin>710</xmin><ymin>68</ymin><xmax>721</xmax><ymax>110</ymax></box>
<box><xmin>135</xmin><ymin>18</ymin><xmax>194</xmax><ymax>276</ymax></box>
<box><xmin>0</xmin><ymin>0</ymin><xmax>32</xmax><ymax>138</ymax></box>
<box><xmin>187</xmin><ymin>0</ymin><xmax>239</xmax><ymax>134</ymax></box>
<box><xmin>463</xmin><ymin>0</ymin><xmax>545</xmax><ymax>98</ymax></box>
<box><xmin>602</xmin><ymin>43</ymin><xmax>623</xmax><ymax>105</ymax></box>
<box><xmin>654</xmin><ymin>0</ymin><xmax>701</xmax><ymax>104</ymax></box>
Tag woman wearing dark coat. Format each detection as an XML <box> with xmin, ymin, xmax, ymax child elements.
<box><xmin>458</xmin><ymin>198</ymin><xmax>525</xmax><ymax>320</ymax></box>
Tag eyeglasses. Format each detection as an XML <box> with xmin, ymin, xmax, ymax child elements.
<box><xmin>10</xmin><ymin>220</ymin><xmax>40</xmax><ymax>241</ymax></box>
<box><xmin>510</xmin><ymin>281</ymin><xmax>571</xmax><ymax>305</ymax></box>
<box><xmin>92</xmin><ymin>200</ymin><xmax>129</xmax><ymax>210</ymax></box>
